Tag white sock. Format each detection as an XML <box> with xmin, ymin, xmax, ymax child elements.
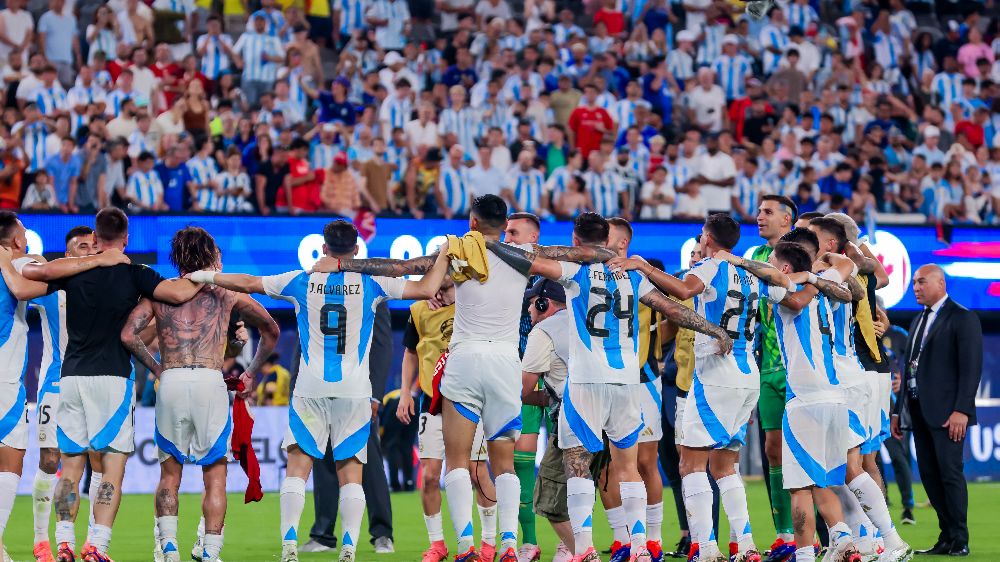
<box><xmin>477</xmin><ymin>504</ymin><xmax>497</xmax><ymax>546</ymax></box>
<box><xmin>444</xmin><ymin>469</ymin><xmax>475</xmax><ymax>552</ymax></box>
<box><xmin>424</xmin><ymin>512</ymin><xmax>445</xmax><ymax>543</ymax></box>
<box><xmin>157</xmin><ymin>515</ymin><xmax>179</xmax><ymax>555</ymax></box>
<box><xmin>605</xmin><ymin>506</ymin><xmax>628</xmax><ymax>544</ymax></box>
<box><xmin>88</xmin><ymin>472</ymin><xmax>103</xmax><ymax>530</ymax></box>
<box><xmin>56</xmin><ymin>521</ymin><xmax>75</xmax><ymax>550</ymax></box>
<box><xmin>197</xmin><ymin>516</ymin><xmax>206</xmax><ymax>543</ymax></box>
<box><xmin>829</xmin><ymin>522</ymin><xmax>854</xmax><ymax>549</ymax></box>
<box><xmin>279</xmin><ymin>477</ymin><xmax>306</xmax><ymax>544</ymax></box>
<box><xmin>646</xmin><ymin>502</ymin><xmax>663</xmax><ymax>544</ymax></box>
<box><xmin>0</xmin><ymin>472</ymin><xmax>17</xmax><ymax>538</ymax></box>
<box><xmin>32</xmin><ymin>470</ymin><xmax>58</xmax><ymax>543</ymax></box>
<box><xmin>620</xmin><ymin>481</ymin><xmax>647</xmax><ymax>554</ymax></box>
<box><xmin>681</xmin><ymin>472</ymin><xmax>714</xmax><ymax>550</ymax></box>
<box><xmin>848</xmin><ymin>473</ymin><xmax>905</xmax><ymax>550</ymax></box>
<box><xmin>203</xmin><ymin>533</ymin><xmax>223</xmax><ymax>561</ymax></box>
<box><xmin>495</xmin><ymin>472</ymin><xmax>520</xmax><ymax>551</ymax></box>
<box><xmin>718</xmin><ymin>474</ymin><xmax>753</xmax><ymax>548</ymax></box>
<box><xmin>91</xmin><ymin>524</ymin><xmax>112</xmax><ymax>554</ymax></box>
<box><xmin>567</xmin><ymin>477</ymin><xmax>595</xmax><ymax>556</ymax></box>
<box><xmin>833</xmin><ymin>484</ymin><xmax>874</xmax><ymax>553</ymax></box>
<box><xmin>338</xmin><ymin>483</ymin><xmax>365</xmax><ymax>552</ymax></box>
<box><xmin>795</xmin><ymin>545</ymin><xmax>815</xmax><ymax>562</ymax></box>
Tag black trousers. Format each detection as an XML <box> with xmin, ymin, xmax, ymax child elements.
<box><xmin>909</xmin><ymin>398</ymin><xmax>969</xmax><ymax>545</ymax></box>
<box><xmin>882</xmin><ymin>433</ymin><xmax>915</xmax><ymax>509</ymax></box>
<box><xmin>308</xmin><ymin>427</ymin><xmax>394</xmax><ymax>548</ymax></box>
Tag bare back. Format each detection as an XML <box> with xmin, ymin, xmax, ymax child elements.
<box><xmin>152</xmin><ymin>284</ymin><xmax>238</xmax><ymax>371</ymax></box>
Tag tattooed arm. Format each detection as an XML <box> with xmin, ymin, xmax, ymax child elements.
<box><xmin>530</xmin><ymin>244</ymin><xmax>617</xmax><ymax>264</ymax></box>
<box><xmin>121</xmin><ymin>298</ymin><xmax>162</xmax><ymax>376</ymax></box>
<box><xmin>716</xmin><ymin>250</ymin><xmax>792</xmax><ymax>290</ymax></box>
<box><xmin>639</xmin><ymin>289</ymin><xmax>734</xmax><ymax>355</ymax></box>
<box><xmin>788</xmin><ymin>271</ymin><xmax>853</xmax><ymax>303</ymax></box>
<box><xmin>484</xmin><ymin>240</ymin><xmax>565</xmax><ymax>281</ymax></box>
<box><xmin>607</xmin><ymin>255</ymin><xmax>704</xmax><ymax>300</ymax></box>
<box><xmin>845</xmin><ymin>275</ymin><xmax>865</xmax><ymax>302</ymax></box>
<box><xmin>232</xmin><ymin>293</ymin><xmax>280</xmax><ymax>400</ymax></box>
<box><xmin>312</xmin><ymin>253</ymin><xmax>439</xmax><ymax>277</ymax></box>
<box><xmin>845</xmin><ymin>241</ymin><xmax>888</xmax><ymax>288</ymax></box>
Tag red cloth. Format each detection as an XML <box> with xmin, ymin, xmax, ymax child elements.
<box><xmin>593</xmin><ymin>8</ymin><xmax>625</xmax><ymax>35</ymax></box>
<box><xmin>276</xmin><ymin>158</ymin><xmax>322</xmax><ymax>211</ymax></box>
<box><xmin>955</xmin><ymin>120</ymin><xmax>985</xmax><ymax>148</ymax></box>
<box><xmin>568</xmin><ymin>106</ymin><xmax>613</xmax><ymax>158</ymax></box>
<box><xmin>226</xmin><ymin>379</ymin><xmax>263</xmax><ymax>503</ymax></box>
<box><xmin>428</xmin><ymin>351</ymin><xmax>448</xmax><ymax>416</ymax></box>
<box><xmin>354</xmin><ymin>209</ymin><xmax>377</xmax><ymax>242</ymax></box>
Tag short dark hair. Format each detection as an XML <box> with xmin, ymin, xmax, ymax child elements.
<box><xmin>507</xmin><ymin>212</ymin><xmax>540</xmax><ymax>232</ymax></box>
<box><xmin>471</xmin><ymin>195</ymin><xmax>508</xmax><ymax>232</ymax></box>
<box><xmin>779</xmin><ymin>227</ymin><xmax>819</xmax><ymax>257</ymax></box>
<box><xmin>798</xmin><ymin>211</ymin><xmax>824</xmax><ymax>222</ymax></box>
<box><xmin>65</xmin><ymin>225</ymin><xmax>93</xmax><ymax>245</ymax></box>
<box><xmin>95</xmin><ymin>207</ymin><xmax>128</xmax><ymax>242</ymax></box>
<box><xmin>761</xmin><ymin>194</ymin><xmax>798</xmax><ymax>221</ymax></box>
<box><xmin>323</xmin><ymin>220</ymin><xmax>359</xmax><ymax>255</ymax></box>
<box><xmin>773</xmin><ymin>241</ymin><xmax>813</xmax><ymax>273</ymax></box>
<box><xmin>169</xmin><ymin>227</ymin><xmax>220</xmax><ymax>275</ymax></box>
<box><xmin>809</xmin><ymin>217</ymin><xmax>848</xmax><ymax>253</ymax></box>
<box><xmin>607</xmin><ymin>217</ymin><xmax>633</xmax><ymax>241</ymax></box>
<box><xmin>0</xmin><ymin>211</ymin><xmax>18</xmax><ymax>245</ymax></box>
<box><xmin>137</xmin><ymin>151</ymin><xmax>155</xmax><ymax>162</ymax></box>
<box><xmin>573</xmin><ymin>212</ymin><xmax>610</xmax><ymax>245</ymax></box>
<box><xmin>704</xmin><ymin>213</ymin><xmax>740</xmax><ymax>250</ymax></box>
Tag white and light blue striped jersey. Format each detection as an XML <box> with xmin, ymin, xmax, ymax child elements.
<box><xmin>336</xmin><ymin>0</ymin><xmax>368</xmax><ymax>35</ymax></box>
<box><xmin>310</xmin><ymin>141</ymin><xmax>339</xmax><ymax>171</ymax></box>
<box><xmin>505</xmin><ymin>167</ymin><xmax>545</xmax><ymax>213</ymax></box>
<box><xmin>584</xmin><ymin>169</ymin><xmax>624</xmax><ymax>217</ymax></box>
<box><xmin>785</xmin><ymin>2</ymin><xmax>819</xmax><ymax>30</ymax></box>
<box><xmin>0</xmin><ymin>258</ymin><xmax>33</xmax><ymax>384</ymax></box>
<box><xmin>197</xmin><ymin>34</ymin><xmax>234</xmax><ymax>79</ymax></box>
<box><xmin>502</xmin><ymin>116</ymin><xmax>541</xmax><ymax>144</ymax></box>
<box><xmin>872</xmin><ymin>31</ymin><xmax>901</xmax><ymax>70</ymax></box>
<box><xmin>385</xmin><ymin>143</ymin><xmax>407</xmax><ymax>183</ymax></box>
<box><xmin>713</xmin><ymin>54</ymin><xmax>753</xmax><ymax>100</ymax></box>
<box><xmin>557</xmin><ymin>262</ymin><xmax>656</xmax><ymax>384</ymax></box>
<box><xmin>626</xmin><ymin>144</ymin><xmax>651</xmax><ymax>181</ymax></box>
<box><xmin>30</xmin><ymin>290</ymin><xmax>66</xmax><ymax>403</ymax></box>
<box><xmin>686</xmin><ymin>258</ymin><xmax>787</xmax><ymax>387</ymax></box>
<box><xmin>88</xmin><ymin>28</ymin><xmax>118</xmax><ymax>65</ymax></box>
<box><xmin>440</xmin><ymin>164</ymin><xmax>472</xmax><ymax>215</ymax></box>
<box><xmin>262</xmin><ymin>271</ymin><xmax>406</xmax><ymax>399</ymax></box>
<box><xmin>931</xmin><ymin>72</ymin><xmax>963</xmax><ymax>110</ymax></box>
<box><xmin>912</xmin><ymin>50</ymin><xmax>935</xmax><ymax>79</ymax></box>
<box><xmin>666</xmin><ymin>49</ymin><xmax>695</xmax><ymax>82</ymax></box>
<box><xmin>379</xmin><ymin>95</ymin><xmax>413</xmax><ymax>133</ymax></box>
<box><xmin>217</xmin><ymin>171</ymin><xmax>253</xmax><ymax>213</ymax></box>
<box><xmin>439</xmin><ymin>106</ymin><xmax>481</xmax><ymax>153</ymax></box>
<box><xmin>366</xmin><ymin>0</ymin><xmax>409</xmax><ymax>50</ymax></box>
<box><xmin>823</xmin><ymin>271</ymin><xmax>865</xmax><ymax>387</ymax></box>
<box><xmin>773</xmin><ymin>288</ymin><xmax>843</xmax><ymax>402</ymax></box>
<box><xmin>588</xmin><ymin>35</ymin><xmax>615</xmax><ymax>55</ymax></box>
<box><xmin>187</xmin><ymin>155</ymin><xmax>218</xmax><ymax>187</ymax></box>
<box><xmin>544</xmin><ymin>166</ymin><xmax>574</xmax><ymax>198</ymax></box>
<box><xmin>665</xmin><ymin>160</ymin><xmax>690</xmax><ymax>192</ymax></box>
<box><xmin>195</xmin><ymin>186</ymin><xmax>223</xmax><ymax>212</ymax></box>
<box><xmin>67</xmin><ymin>85</ymin><xmax>106</xmax><ymax>134</ymax></box>
<box><xmin>18</xmin><ymin>122</ymin><xmax>51</xmax><ymax>173</ymax></box>
<box><xmin>696</xmin><ymin>24</ymin><xmax>726</xmax><ymax>66</ymax></box>
<box><xmin>502</xmin><ymin>73</ymin><xmax>545</xmax><ymax>103</ymax></box>
<box><xmin>553</xmin><ymin>22</ymin><xmax>585</xmax><ymax>45</ymax></box>
<box><xmin>612</xmin><ymin>99</ymin><xmax>649</xmax><ymax>128</ymax></box>
<box><xmin>499</xmin><ymin>34</ymin><xmax>528</xmax><ymax>53</ymax></box>
<box><xmin>127</xmin><ymin>170</ymin><xmax>163</xmax><ymax>207</ymax></box>
<box><xmin>104</xmin><ymin>89</ymin><xmax>133</xmax><ymax>118</ymax></box>
<box><xmin>233</xmin><ymin>31</ymin><xmax>284</xmax><ymax>83</ymax></box>
<box><xmin>127</xmin><ymin>130</ymin><xmax>156</xmax><ymax>158</ymax></box>
<box><xmin>735</xmin><ymin>171</ymin><xmax>766</xmax><ymax>215</ymax></box>
<box><xmin>249</xmin><ymin>8</ymin><xmax>285</xmax><ymax>38</ymax></box>
<box><xmin>759</xmin><ymin>23</ymin><xmax>789</xmax><ymax>75</ymax></box>
<box><xmin>33</xmin><ymin>86</ymin><xmax>68</xmax><ymax>116</ymax></box>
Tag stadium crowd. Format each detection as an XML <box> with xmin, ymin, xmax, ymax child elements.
<box><xmin>0</xmin><ymin>0</ymin><xmax>998</xmax><ymax>224</ymax></box>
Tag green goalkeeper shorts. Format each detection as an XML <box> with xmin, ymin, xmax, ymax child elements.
<box><xmin>521</xmin><ymin>404</ymin><xmax>543</xmax><ymax>435</ymax></box>
<box><xmin>758</xmin><ymin>368</ymin><xmax>787</xmax><ymax>432</ymax></box>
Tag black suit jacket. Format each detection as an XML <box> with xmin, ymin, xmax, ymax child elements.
<box><xmin>894</xmin><ymin>297</ymin><xmax>982</xmax><ymax>429</ymax></box>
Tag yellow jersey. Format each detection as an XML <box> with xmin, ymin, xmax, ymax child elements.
<box><xmin>409</xmin><ymin>300</ymin><xmax>455</xmax><ymax>395</ymax></box>
<box><xmin>637</xmin><ymin>303</ymin><xmax>663</xmax><ymax>380</ymax></box>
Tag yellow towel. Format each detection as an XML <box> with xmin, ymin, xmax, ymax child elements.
<box><xmin>446</xmin><ymin>231</ymin><xmax>490</xmax><ymax>283</ymax></box>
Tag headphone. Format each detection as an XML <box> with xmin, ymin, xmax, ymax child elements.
<box><xmin>533</xmin><ymin>279</ymin><xmax>550</xmax><ymax>313</ymax></box>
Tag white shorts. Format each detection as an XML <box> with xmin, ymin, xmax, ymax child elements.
<box><xmin>876</xmin><ymin>371</ymin><xmax>892</xmax><ymax>443</ymax></box>
<box><xmin>782</xmin><ymin>399</ymin><xmax>849</xmax><ymax>489</ymax></box>
<box><xmin>637</xmin><ymin>378</ymin><xmax>663</xmax><ymax>444</ymax></box>
<box><xmin>36</xmin><ymin>370</ymin><xmax>60</xmax><ymax>449</ymax></box>
<box><xmin>842</xmin><ymin>383</ymin><xmax>870</xmax><ymax>452</ymax></box>
<box><xmin>284</xmin><ymin>395</ymin><xmax>371</xmax><ymax>463</ymax></box>
<box><xmin>682</xmin><ymin>377</ymin><xmax>757</xmax><ymax>451</ymax></box>
<box><xmin>57</xmin><ymin>376</ymin><xmax>135</xmax><ymax>454</ymax></box>
<box><xmin>418</xmin><ymin>411</ymin><xmax>488</xmax><ymax>461</ymax></box>
<box><xmin>860</xmin><ymin>373</ymin><xmax>883</xmax><ymax>454</ymax></box>
<box><xmin>0</xmin><ymin>381</ymin><xmax>28</xmax><ymax>450</ymax></box>
<box><xmin>440</xmin><ymin>341</ymin><xmax>522</xmax><ymax>442</ymax></box>
<box><xmin>154</xmin><ymin>369</ymin><xmax>232</xmax><ymax>465</ymax></box>
<box><xmin>674</xmin><ymin>395</ymin><xmax>687</xmax><ymax>446</ymax></box>
<box><xmin>559</xmin><ymin>382</ymin><xmax>642</xmax><ymax>453</ymax></box>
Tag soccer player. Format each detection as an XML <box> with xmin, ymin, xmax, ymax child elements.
<box><xmin>324</xmin><ymin>196</ymin><xmax>616</xmax><ymax>562</ymax></box>
<box><xmin>610</xmin><ymin>214</ymin><xmax>780</xmax><ymax>562</ymax></box>
<box><xmin>187</xmin><ymin>220</ymin><xmax>451</xmax><ymax>562</ymax></box>
<box><xmin>752</xmin><ymin>194</ymin><xmax>797</xmax><ymax>561</ymax></box>
<box><xmin>519</xmin><ymin>279</ymin><xmax>572</xmax><ymax>562</ymax></box>
<box><xmin>29</xmin><ymin>226</ymin><xmax>95</xmax><ymax>562</ymax></box>
<box><xmin>720</xmin><ymin>241</ymin><xmax>862</xmax><ymax>562</ymax></box>
<box><xmin>120</xmin><ymin>227</ymin><xmax>281</xmax><ymax>562</ymax></box>
<box><xmin>396</xmin><ymin>276</ymin><xmax>499</xmax><ymax>562</ymax></box>
<box><xmin>10</xmin><ymin>208</ymin><xmax>203</xmax><ymax>562</ymax></box>
<box><xmin>500</xmin><ymin>213</ymin><xmax>733</xmax><ymax>562</ymax></box>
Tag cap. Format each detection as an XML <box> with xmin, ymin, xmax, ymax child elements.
<box><xmin>384</xmin><ymin>51</ymin><xmax>404</xmax><ymax>66</ymax></box>
<box><xmin>649</xmin><ymin>134</ymin><xmax>666</xmax><ymax>145</ymax></box>
<box><xmin>524</xmin><ymin>278</ymin><xmax>566</xmax><ymax>303</ymax></box>
<box><xmin>948</xmin><ymin>20</ymin><xmax>960</xmax><ymax>32</ymax></box>
<box><xmin>334</xmin><ymin>76</ymin><xmax>351</xmax><ymax>89</ymax></box>
<box><xmin>322</xmin><ymin>122</ymin><xmax>337</xmax><ymax>133</ymax></box>
<box><xmin>924</xmin><ymin>125</ymin><xmax>940</xmax><ymax>138</ymax></box>
<box><xmin>333</xmin><ymin>152</ymin><xmax>349</xmax><ymax>166</ymax></box>
<box><xmin>723</xmin><ymin>34</ymin><xmax>740</xmax><ymax>46</ymax></box>
<box><xmin>676</xmin><ymin>29</ymin><xmax>696</xmax><ymax>42</ymax></box>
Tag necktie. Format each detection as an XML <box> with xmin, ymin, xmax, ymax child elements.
<box><xmin>909</xmin><ymin>306</ymin><xmax>932</xmax><ymax>366</ymax></box>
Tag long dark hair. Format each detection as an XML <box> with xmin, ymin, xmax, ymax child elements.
<box><xmin>170</xmin><ymin>226</ymin><xmax>219</xmax><ymax>275</ymax></box>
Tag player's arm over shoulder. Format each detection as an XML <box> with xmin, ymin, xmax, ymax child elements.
<box><xmin>142</xmin><ymin>265</ymin><xmax>203</xmax><ymax>305</ymax></box>
<box><xmin>0</xmin><ymin>255</ymin><xmax>51</xmax><ymax>301</ymax></box>
<box><xmin>483</xmin><ymin>240</ymin><xmax>587</xmax><ymax>282</ymax></box>
<box><xmin>20</xmin><ymin>248</ymin><xmax>130</xmax><ymax>282</ymax></box>
<box><xmin>638</xmin><ymin>286</ymin><xmax>733</xmax><ymax>354</ymax></box>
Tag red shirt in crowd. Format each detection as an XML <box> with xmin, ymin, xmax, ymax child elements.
<box><xmin>151</xmin><ymin>61</ymin><xmax>182</xmax><ymax>106</ymax></box>
<box><xmin>593</xmin><ymin>8</ymin><xmax>625</xmax><ymax>36</ymax></box>
<box><xmin>954</xmin><ymin>120</ymin><xmax>985</xmax><ymax>148</ymax></box>
<box><xmin>568</xmin><ymin>105</ymin><xmax>613</xmax><ymax>158</ymax></box>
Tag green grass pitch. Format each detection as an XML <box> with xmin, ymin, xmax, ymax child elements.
<box><xmin>5</xmin><ymin>481</ymin><xmax>998</xmax><ymax>561</ymax></box>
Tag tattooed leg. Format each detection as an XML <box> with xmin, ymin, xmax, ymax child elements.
<box><xmin>790</xmin><ymin>488</ymin><xmax>816</xmax><ymax>549</ymax></box>
<box><xmin>155</xmin><ymin>459</ymin><xmax>182</xmax><ymax>517</ymax></box>
<box><xmin>54</xmin><ymin>454</ymin><xmax>85</xmax><ymax>522</ymax></box>
<box><xmin>202</xmin><ymin>460</ymin><xmax>228</xmax><ymax>536</ymax></box>
<box><xmin>92</xmin><ymin>452</ymin><xmax>128</xmax><ymax>528</ymax></box>
<box><xmin>562</xmin><ymin>446</ymin><xmax>594</xmax><ymax>479</ymax></box>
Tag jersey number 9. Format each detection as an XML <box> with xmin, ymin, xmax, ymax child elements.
<box><xmin>320</xmin><ymin>303</ymin><xmax>348</xmax><ymax>355</ymax></box>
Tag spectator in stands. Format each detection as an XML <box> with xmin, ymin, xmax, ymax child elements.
<box><xmin>44</xmin><ymin>136</ymin><xmax>81</xmax><ymax>211</ymax></box>
<box><xmin>126</xmin><ymin>150</ymin><xmax>168</xmax><ymax>211</ymax></box>
<box><xmin>22</xmin><ymin>169</ymin><xmax>57</xmax><ymax>210</ymax></box>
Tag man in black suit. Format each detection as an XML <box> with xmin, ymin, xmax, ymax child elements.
<box><xmin>891</xmin><ymin>264</ymin><xmax>982</xmax><ymax>557</ymax></box>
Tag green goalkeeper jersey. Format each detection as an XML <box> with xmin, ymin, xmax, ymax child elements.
<box><xmin>751</xmin><ymin>244</ymin><xmax>785</xmax><ymax>376</ymax></box>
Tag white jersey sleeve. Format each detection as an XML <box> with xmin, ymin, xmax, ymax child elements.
<box><xmin>262</xmin><ymin>270</ymin><xmax>306</xmax><ymax>304</ymax></box>
<box><xmin>371</xmin><ymin>276</ymin><xmax>407</xmax><ymax>300</ymax></box>
<box><xmin>685</xmin><ymin>257</ymin><xmax>719</xmax><ymax>288</ymax></box>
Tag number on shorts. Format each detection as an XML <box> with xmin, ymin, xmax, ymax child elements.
<box><xmin>419</xmin><ymin>415</ymin><xmax>428</xmax><ymax>435</ymax></box>
<box><xmin>719</xmin><ymin>290</ymin><xmax>758</xmax><ymax>341</ymax></box>
<box><xmin>584</xmin><ymin>287</ymin><xmax>635</xmax><ymax>339</ymax></box>
<box><xmin>38</xmin><ymin>404</ymin><xmax>51</xmax><ymax>425</ymax></box>
<box><xmin>320</xmin><ymin>303</ymin><xmax>348</xmax><ymax>355</ymax></box>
